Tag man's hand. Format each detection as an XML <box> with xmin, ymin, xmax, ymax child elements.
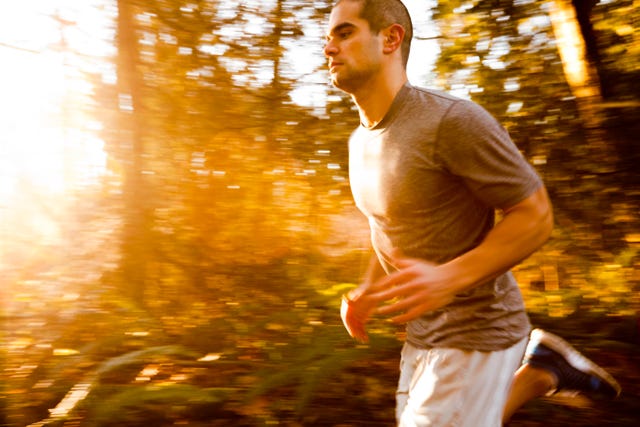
<box><xmin>340</xmin><ymin>289</ymin><xmax>376</xmax><ymax>343</ymax></box>
<box><xmin>366</xmin><ymin>256</ymin><xmax>459</xmax><ymax>324</ymax></box>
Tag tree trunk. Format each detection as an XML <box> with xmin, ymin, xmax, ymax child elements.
<box><xmin>570</xmin><ymin>0</ymin><xmax>612</xmax><ymax>98</ymax></box>
<box><xmin>116</xmin><ymin>0</ymin><xmax>150</xmax><ymax>305</ymax></box>
<box><xmin>548</xmin><ymin>0</ymin><xmax>600</xmax><ymax>100</ymax></box>
<box><xmin>548</xmin><ymin>0</ymin><xmax>618</xmax><ymax>173</ymax></box>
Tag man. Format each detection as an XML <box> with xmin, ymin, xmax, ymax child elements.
<box><xmin>324</xmin><ymin>0</ymin><xmax>621</xmax><ymax>425</ymax></box>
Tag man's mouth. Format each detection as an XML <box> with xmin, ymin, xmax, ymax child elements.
<box><xmin>329</xmin><ymin>62</ymin><xmax>343</xmax><ymax>72</ymax></box>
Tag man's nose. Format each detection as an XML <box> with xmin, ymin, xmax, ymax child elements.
<box><xmin>324</xmin><ymin>40</ymin><xmax>337</xmax><ymax>57</ymax></box>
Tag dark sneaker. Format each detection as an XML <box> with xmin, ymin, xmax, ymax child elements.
<box><xmin>524</xmin><ymin>328</ymin><xmax>621</xmax><ymax>398</ymax></box>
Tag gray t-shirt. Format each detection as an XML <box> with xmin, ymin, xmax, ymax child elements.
<box><xmin>349</xmin><ymin>83</ymin><xmax>541</xmax><ymax>351</ymax></box>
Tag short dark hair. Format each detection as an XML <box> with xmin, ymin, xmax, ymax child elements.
<box><xmin>336</xmin><ymin>0</ymin><xmax>413</xmax><ymax>68</ymax></box>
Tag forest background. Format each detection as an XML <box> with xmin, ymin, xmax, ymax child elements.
<box><xmin>1</xmin><ymin>0</ymin><xmax>639</xmax><ymax>426</ymax></box>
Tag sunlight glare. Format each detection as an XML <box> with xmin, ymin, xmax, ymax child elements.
<box><xmin>0</xmin><ymin>1</ymin><xmax>111</xmax><ymax>202</ymax></box>
<box><xmin>0</xmin><ymin>1</ymin><xmax>111</xmax><ymax>248</ymax></box>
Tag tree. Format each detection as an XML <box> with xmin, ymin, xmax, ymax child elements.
<box><xmin>115</xmin><ymin>0</ymin><xmax>154</xmax><ymax>305</ymax></box>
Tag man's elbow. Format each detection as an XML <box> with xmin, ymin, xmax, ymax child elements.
<box><xmin>508</xmin><ymin>186</ymin><xmax>554</xmax><ymax>246</ymax></box>
<box><xmin>539</xmin><ymin>203</ymin><xmax>554</xmax><ymax>244</ymax></box>
<box><xmin>535</xmin><ymin>189</ymin><xmax>554</xmax><ymax>245</ymax></box>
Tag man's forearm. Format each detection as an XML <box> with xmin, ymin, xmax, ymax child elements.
<box><xmin>349</xmin><ymin>253</ymin><xmax>387</xmax><ymax>299</ymax></box>
<box><xmin>442</xmin><ymin>186</ymin><xmax>554</xmax><ymax>293</ymax></box>
<box><xmin>364</xmin><ymin>252</ymin><xmax>387</xmax><ymax>284</ymax></box>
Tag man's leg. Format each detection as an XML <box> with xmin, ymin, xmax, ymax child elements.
<box><xmin>502</xmin><ymin>363</ymin><xmax>557</xmax><ymax>423</ymax></box>
<box><xmin>396</xmin><ymin>338</ymin><xmax>527</xmax><ymax>427</ymax></box>
<box><xmin>502</xmin><ymin>329</ymin><xmax>622</xmax><ymax>424</ymax></box>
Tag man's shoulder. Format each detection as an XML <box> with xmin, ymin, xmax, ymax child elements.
<box><xmin>408</xmin><ymin>84</ymin><xmax>458</xmax><ymax>101</ymax></box>
<box><xmin>400</xmin><ymin>84</ymin><xmax>483</xmax><ymax>122</ymax></box>
<box><xmin>405</xmin><ymin>84</ymin><xmax>466</xmax><ymax>103</ymax></box>
<box><xmin>404</xmin><ymin>84</ymin><xmax>472</xmax><ymax>112</ymax></box>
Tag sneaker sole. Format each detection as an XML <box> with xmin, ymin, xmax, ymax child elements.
<box><xmin>528</xmin><ymin>329</ymin><xmax>622</xmax><ymax>397</ymax></box>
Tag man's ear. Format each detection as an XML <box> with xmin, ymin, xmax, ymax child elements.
<box><xmin>382</xmin><ymin>23</ymin><xmax>405</xmax><ymax>55</ymax></box>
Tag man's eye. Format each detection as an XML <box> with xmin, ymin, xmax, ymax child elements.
<box><xmin>339</xmin><ymin>31</ymin><xmax>351</xmax><ymax>39</ymax></box>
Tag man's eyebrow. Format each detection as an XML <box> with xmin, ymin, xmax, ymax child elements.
<box><xmin>326</xmin><ymin>22</ymin><xmax>356</xmax><ymax>40</ymax></box>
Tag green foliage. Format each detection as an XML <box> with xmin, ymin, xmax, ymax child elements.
<box><xmin>316</xmin><ymin>282</ymin><xmax>359</xmax><ymax>298</ymax></box>
<box><xmin>247</xmin><ymin>325</ymin><xmax>364</xmax><ymax>413</ymax></box>
<box><xmin>85</xmin><ymin>384</ymin><xmax>234</xmax><ymax>427</ymax></box>
<box><xmin>517</xmin><ymin>228</ymin><xmax>640</xmax><ymax>317</ymax></box>
<box><xmin>96</xmin><ymin>345</ymin><xmax>201</xmax><ymax>383</ymax></box>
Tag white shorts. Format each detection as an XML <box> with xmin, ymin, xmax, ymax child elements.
<box><xmin>396</xmin><ymin>338</ymin><xmax>527</xmax><ymax>427</ymax></box>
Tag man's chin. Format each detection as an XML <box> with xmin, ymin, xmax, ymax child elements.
<box><xmin>331</xmin><ymin>75</ymin><xmax>357</xmax><ymax>94</ymax></box>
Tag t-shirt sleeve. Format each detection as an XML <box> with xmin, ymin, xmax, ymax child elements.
<box><xmin>434</xmin><ymin>99</ymin><xmax>542</xmax><ymax>209</ymax></box>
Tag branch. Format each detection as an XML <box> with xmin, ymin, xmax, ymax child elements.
<box><xmin>0</xmin><ymin>41</ymin><xmax>41</xmax><ymax>54</ymax></box>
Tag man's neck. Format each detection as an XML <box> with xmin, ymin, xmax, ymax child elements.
<box><xmin>353</xmin><ymin>72</ymin><xmax>408</xmax><ymax>129</ymax></box>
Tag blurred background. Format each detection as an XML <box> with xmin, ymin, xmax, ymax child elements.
<box><xmin>1</xmin><ymin>0</ymin><xmax>638</xmax><ymax>426</ymax></box>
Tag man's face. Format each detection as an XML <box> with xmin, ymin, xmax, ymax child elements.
<box><xmin>324</xmin><ymin>1</ymin><xmax>384</xmax><ymax>94</ymax></box>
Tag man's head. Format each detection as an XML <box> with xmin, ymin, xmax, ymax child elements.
<box><xmin>335</xmin><ymin>0</ymin><xmax>413</xmax><ymax>68</ymax></box>
<box><xmin>324</xmin><ymin>0</ymin><xmax>413</xmax><ymax>94</ymax></box>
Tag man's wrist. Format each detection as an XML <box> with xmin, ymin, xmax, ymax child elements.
<box><xmin>438</xmin><ymin>261</ymin><xmax>474</xmax><ymax>294</ymax></box>
<box><xmin>347</xmin><ymin>282</ymin><xmax>371</xmax><ymax>301</ymax></box>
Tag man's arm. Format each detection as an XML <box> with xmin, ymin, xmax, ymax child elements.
<box><xmin>348</xmin><ymin>253</ymin><xmax>387</xmax><ymax>299</ymax></box>
<box><xmin>370</xmin><ymin>186</ymin><xmax>553</xmax><ymax>323</ymax></box>
<box><xmin>444</xmin><ymin>185</ymin><xmax>553</xmax><ymax>293</ymax></box>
